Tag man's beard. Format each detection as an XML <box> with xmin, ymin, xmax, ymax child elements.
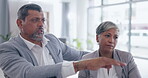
<box><xmin>30</xmin><ymin>28</ymin><xmax>44</xmax><ymax>42</ymax></box>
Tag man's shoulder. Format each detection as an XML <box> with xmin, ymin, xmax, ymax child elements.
<box><xmin>45</xmin><ymin>34</ymin><xmax>57</xmax><ymax>39</ymax></box>
<box><xmin>44</xmin><ymin>34</ymin><xmax>61</xmax><ymax>44</ymax></box>
<box><xmin>0</xmin><ymin>40</ymin><xmax>14</xmax><ymax>50</ymax></box>
<box><xmin>0</xmin><ymin>36</ymin><xmax>21</xmax><ymax>48</ymax></box>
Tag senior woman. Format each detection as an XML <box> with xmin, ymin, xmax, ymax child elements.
<box><xmin>78</xmin><ymin>21</ymin><xmax>141</xmax><ymax>78</ymax></box>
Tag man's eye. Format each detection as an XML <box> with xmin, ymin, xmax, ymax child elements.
<box><xmin>31</xmin><ymin>19</ymin><xmax>39</xmax><ymax>22</ymax></box>
<box><xmin>42</xmin><ymin>19</ymin><xmax>45</xmax><ymax>23</ymax></box>
<box><xmin>31</xmin><ymin>18</ymin><xmax>45</xmax><ymax>23</ymax></box>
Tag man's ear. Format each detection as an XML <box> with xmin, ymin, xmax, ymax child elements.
<box><xmin>16</xmin><ymin>19</ymin><xmax>23</xmax><ymax>29</ymax></box>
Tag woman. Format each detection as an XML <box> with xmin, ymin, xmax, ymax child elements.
<box><xmin>78</xmin><ymin>21</ymin><xmax>141</xmax><ymax>78</ymax></box>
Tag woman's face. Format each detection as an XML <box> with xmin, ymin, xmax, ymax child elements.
<box><xmin>96</xmin><ymin>28</ymin><xmax>119</xmax><ymax>52</ymax></box>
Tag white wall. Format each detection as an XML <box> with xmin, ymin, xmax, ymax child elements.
<box><xmin>0</xmin><ymin>0</ymin><xmax>9</xmax><ymax>43</ymax></box>
<box><xmin>0</xmin><ymin>0</ymin><xmax>4</xmax><ymax>43</ymax></box>
<box><xmin>76</xmin><ymin>0</ymin><xmax>88</xmax><ymax>50</ymax></box>
<box><xmin>0</xmin><ymin>0</ymin><xmax>89</xmax><ymax>77</ymax></box>
<box><xmin>8</xmin><ymin>0</ymin><xmax>89</xmax><ymax>42</ymax></box>
<box><xmin>67</xmin><ymin>0</ymin><xmax>88</xmax><ymax>50</ymax></box>
<box><xmin>0</xmin><ymin>0</ymin><xmax>8</xmax><ymax>77</ymax></box>
<box><xmin>0</xmin><ymin>0</ymin><xmax>5</xmax><ymax>75</ymax></box>
<box><xmin>8</xmin><ymin>0</ymin><xmax>55</xmax><ymax>36</ymax></box>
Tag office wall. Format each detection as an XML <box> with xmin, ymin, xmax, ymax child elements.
<box><xmin>76</xmin><ymin>0</ymin><xmax>88</xmax><ymax>49</ymax></box>
<box><xmin>0</xmin><ymin>0</ymin><xmax>9</xmax><ymax>43</ymax></box>
<box><xmin>0</xmin><ymin>1</ymin><xmax>7</xmax><ymax>76</ymax></box>
<box><xmin>8</xmin><ymin>0</ymin><xmax>55</xmax><ymax>37</ymax></box>
<box><xmin>0</xmin><ymin>0</ymin><xmax>4</xmax><ymax>43</ymax></box>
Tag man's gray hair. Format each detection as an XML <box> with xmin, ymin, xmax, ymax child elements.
<box><xmin>96</xmin><ymin>21</ymin><xmax>119</xmax><ymax>35</ymax></box>
<box><xmin>17</xmin><ymin>4</ymin><xmax>42</xmax><ymax>21</ymax></box>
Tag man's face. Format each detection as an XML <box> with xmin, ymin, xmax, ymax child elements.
<box><xmin>17</xmin><ymin>10</ymin><xmax>45</xmax><ymax>42</ymax></box>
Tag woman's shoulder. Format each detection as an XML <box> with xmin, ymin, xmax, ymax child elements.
<box><xmin>114</xmin><ymin>49</ymin><xmax>133</xmax><ymax>61</ymax></box>
<box><xmin>82</xmin><ymin>50</ymin><xmax>98</xmax><ymax>59</ymax></box>
<box><xmin>115</xmin><ymin>49</ymin><xmax>131</xmax><ymax>56</ymax></box>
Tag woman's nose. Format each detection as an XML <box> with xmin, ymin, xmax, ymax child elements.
<box><xmin>109</xmin><ymin>37</ymin><xmax>114</xmax><ymax>43</ymax></box>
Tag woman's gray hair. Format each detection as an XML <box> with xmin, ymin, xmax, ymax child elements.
<box><xmin>96</xmin><ymin>21</ymin><xmax>119</xmax><ymax>35</ymax></box>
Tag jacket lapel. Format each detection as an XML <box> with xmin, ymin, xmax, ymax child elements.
<box><xmin>89</xmin><ymin>51</ymin><xmax>99</xmax><ymax>78</ymax></box>
<box><xmin>15</xmin><ymin>36</ymin><xmax>38</xmax><ymax>66</ymax></box>
<box><xmin>90</xmin><ymin>70</ymin><xmax>98</xmax><ymax>78</ymax></box>
<box><xmin>113</xmin><ymin>50</ymin><xmax>123</xmax><ymax>78</ymax></box>
<box><xmin>45</xmin><ymin>41</ymin><xmax>61</xmax><ymax>63</ymax></box>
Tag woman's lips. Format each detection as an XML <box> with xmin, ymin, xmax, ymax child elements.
<box><xmin>106</xmin><ymin>45</ymin><xmax>114</xmax><ymax>48</ymax></box>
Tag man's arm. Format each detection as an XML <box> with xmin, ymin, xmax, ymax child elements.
<box><xmin>73</xmin><ymin>57</ymin><xmax>126</xmax><ymax>72</ymax></box>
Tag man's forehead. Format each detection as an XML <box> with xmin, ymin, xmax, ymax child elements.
<box><xmin>27</xmin><ymin>10</ymin><xmax>44</xmax><ymax>17</ymax></box>
<box><xmin>28</xmin><ymin>10</ymin><xmax>43</xmax><ymax>14</ymax></box>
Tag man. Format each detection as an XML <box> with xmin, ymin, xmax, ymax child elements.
<box><xmin>0</xmin><ymin>4</ymin><xmax>126</xmax><ymax>78</ymax></box>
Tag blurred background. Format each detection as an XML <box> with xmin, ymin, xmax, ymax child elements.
<box><xmin>0</xmin><ymin>0</ymin><xmax>148</xmax><ymax>78</ymax></box>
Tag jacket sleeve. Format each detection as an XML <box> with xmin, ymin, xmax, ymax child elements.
<box><xmin>45</xmin><ymin>34</ymin><xmax>88</xmax><ymax>61</ymax></box>
<box><xmin>0</xmin><ymin>42</ymin><xmax>62</xmax><ymax>78</ymax></box>
<box><xmin>127</xmin><ymin>53</ymin><xmax>141</xmax><ymax>78</ymax></box>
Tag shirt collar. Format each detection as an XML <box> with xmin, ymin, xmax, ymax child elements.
<box><xmin>19</xmin><ymin>34</ymin><xmax>50</xmax><ymax>50</ymax></box>
<box><xmin>97</xmin><ymin>49</ymin><xmax>115</xmax><ymax>58</ymax></box>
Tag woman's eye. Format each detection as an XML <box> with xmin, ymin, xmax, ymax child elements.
<box><xmin>105</xmin><ymin>34</ymin><xmax>110</xmax><ymax>37</ymax></box>
<box><xmin>115</xmin><ymin>36</ymin><xmax>118</xmax><ymax>39</ymax></box>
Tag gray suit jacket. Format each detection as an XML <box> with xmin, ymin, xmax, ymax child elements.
<box><xmin>0</xmin><ymin>34</ymin><xmax>87</xmax><ymax>78</ymax></box>
<box><xmin>78</xmin><ymin>49</ymin><xmax>141</xmax><ymax>78</ymax></box>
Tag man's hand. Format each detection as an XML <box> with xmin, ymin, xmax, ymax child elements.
<box><xmin>73</xmin><ymin>57</ymin><xmax>126</xmax><ymax>72</ymax></box>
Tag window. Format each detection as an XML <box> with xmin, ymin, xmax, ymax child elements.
<box><xmin>87</xmin><ymin>2</ymin><xmax>148</xmax><ymax>77</ymax></box>
<box><xmin>143</xmin><ymin>33</ymin><xmax>148</xmax><ymax>36</ymax></box>
<box><xmin>131</xmin><ymin>1</ymin><xmax>148</xmax><ymax>58</ymax></box>
<box><xmin>88</xmin><ymin>0</ymin><xmax>148</xmax><ymax>58</ymax></box>
<box><xmin>89</xmin><ymin>0</ymin><xmax>101</xmax><ymax>7</ymax></box>
<box><xmin>87</xmin><ymin>8</ymin><xmax>101</xmax><ymax>50</ymax></box>
<box><xmin>103</xmin><ymin>0</ymin><xmax>129</xmax><ymax>4</ymax></box>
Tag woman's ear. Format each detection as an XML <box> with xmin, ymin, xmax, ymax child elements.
<box><xmin>96</xmin><ymin>35</ymin><xmax>99</xmax><ymax>42</ymax></box>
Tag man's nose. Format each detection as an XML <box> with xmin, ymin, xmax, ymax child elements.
<box><xmin>37</xmin><ymin>19</ymin><xmax>45</xmax><ymax>27</ymax></box>
<box><xmin>38</xmin><ymin>20</ymin><xmax>44</xmax><ymax>25</ymax></box>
